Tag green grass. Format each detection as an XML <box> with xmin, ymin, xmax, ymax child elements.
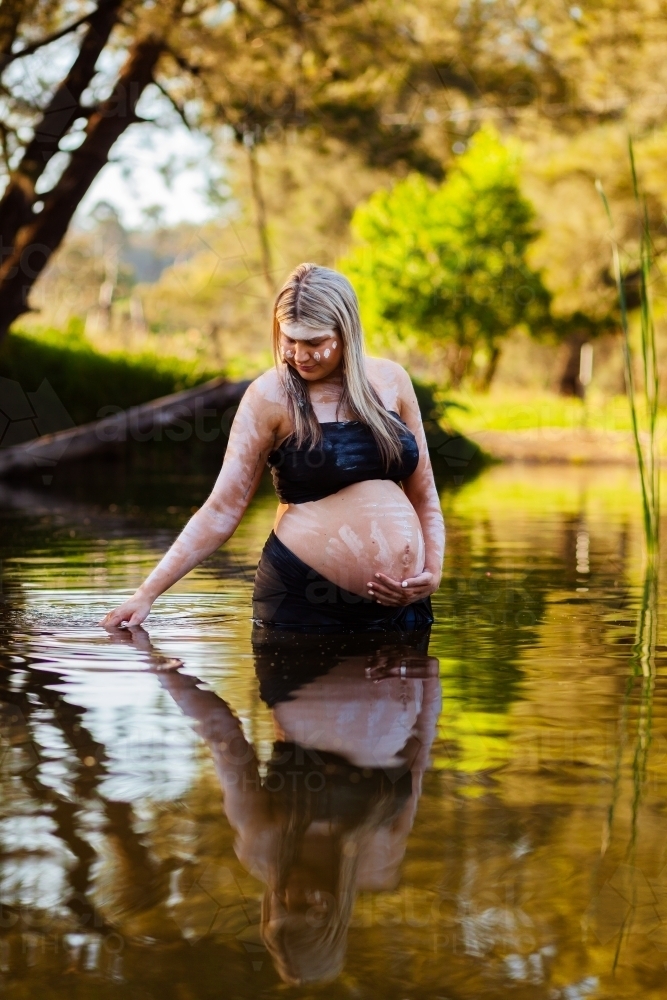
<box><xmin>440</xmin><ymin>388</ymin><xmax>667</xmax><ymax>437</ymax></box>
<box><xmin>0</xmin><ymin>326</ymin><xmax>219</xmax><ymax>426</ymax></box>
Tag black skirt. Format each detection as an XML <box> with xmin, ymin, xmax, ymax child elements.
<box><xmin>252</xmin><ymin>623</ymin><xmax>433</xmax><ymax>706</ymax></box>
<box><xmin>252</xmin><ymin>531</ymin><xmax>434</xmax><ymax>632</ymax></box>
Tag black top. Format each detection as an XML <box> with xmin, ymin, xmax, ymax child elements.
<box><xmin>266</xmin><ymin>412</ymin><xmax>419</xmax><ymax>504</ymax></box>
<box><xmin>265</xmin><ymin>741</ymin><xmax>412</xmax><ymax>826</ymax></box>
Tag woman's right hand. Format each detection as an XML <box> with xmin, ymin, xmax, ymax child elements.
<box><xmin>99</xmin><ymin>591</ymin><xmax>154</xmax><ymax>630</ymax></box>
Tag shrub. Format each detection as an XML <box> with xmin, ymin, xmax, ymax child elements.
<box><xmin>0</xmin><ymin>327</ymin><xmax>218</xmax><ymax>426</ymax></box>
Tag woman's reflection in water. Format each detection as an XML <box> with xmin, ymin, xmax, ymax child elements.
<box><xmin>154</xmin><ymin>627</ymin><xmax>440</xmax><ymax>986</ymax></box>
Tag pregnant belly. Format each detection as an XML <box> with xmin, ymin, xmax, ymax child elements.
<box><xmin>274</xmin><ymin>480</ymin><xmax>425</xmax><ymax>597</ymax></box>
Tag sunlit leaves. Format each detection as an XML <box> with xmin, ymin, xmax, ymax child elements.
<box><xmin>342</xmin><ymin>125</ymin><xmax>553</xmax><ymax>385</ymax></box>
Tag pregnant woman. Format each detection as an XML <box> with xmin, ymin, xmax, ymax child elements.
<box><xmin>101</xmin><ymin>263</ymin><xmax>445</xmax><ymax>632</ymax></box>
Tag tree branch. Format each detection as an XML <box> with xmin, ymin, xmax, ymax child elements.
<box><xmin>0</xmin><ymin>122</ymin><xmax>10</xmax><ymax>174</ymax></box>
<box><xmin>164</xmin><ymin>43</ymin><xmax>203</xmax><ymax>77</ymax></box>
<box><xmin>0</xmin><ymin>0</ymin><xmax>39</xmax><ymax>60</ymax></box>
<box><xmin>152</xmin><ymin>77</ymin><xmax>191</xmax><ymax>128</ymax></box>
<box><xmin>0</xmin><ymin>0</ymin><xmax>121</xmax><ymax>71</ymax></box>
<box><xmin>0</xmin><ymin>33</ymin><xmax>165</xmax><ymax>337</ymax></box>
<box><xmin>245</xmin><ymin>138</ymin><xmax>276</xmax><ymax>296</ymax></box>
<box><xmin>0</xmin><ymin>0</ymin><xmax>123</xmax><ymax>246</ymax></box>
<box><xmin>162</xmin><ymin>47</ymin><xmax>231</xmax><ymax>128</ymax></box>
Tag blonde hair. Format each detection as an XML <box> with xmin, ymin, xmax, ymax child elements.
<box><xmin>258</xmin><ymin>750</ymin><xmax>410</xmax><ymax>985</ymax></box>
<box><xmin>272</xmin><ymin>262</ymin><xmax>403</xmax><ymax>468</ymax></box>
<box><xmin>260</xmin><ymin>842</ymin><xmax>352</xmax><ymax>986</ymax></box>
<box><xmin>260</xmin><ymin>801</ymin><xmax>392</xmax><ymax>985</ymax></box>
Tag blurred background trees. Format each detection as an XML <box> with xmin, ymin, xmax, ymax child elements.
<box><xmin>2</xmin><ymin>0</ymin><xmax>666</xmax><ymax>394</ymax></box>
<box><xmin>342</xmin><ymin>127</ymin><xmax>555</xmax><ymax>388</ymax></box>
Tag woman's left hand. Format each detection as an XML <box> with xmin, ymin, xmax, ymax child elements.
<box><xmin>367</xmin><ymin>570</ymin><xmax>439</xmax><ymax>606</ymax></box>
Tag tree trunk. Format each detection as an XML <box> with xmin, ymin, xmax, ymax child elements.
<box><xmin>0</xmin><ymin>0</ymin><xmax>123</xmax><ymax>252</ymax></box>
<box><xmin>246</xmin><ymin>138</ymin><xmax>276</xmax><ymax>296</ymax></box>
<box><xmin>446</xmin><ymin>343</ymin><xmax>473</xmax><ymax>388</ymax></box>
<box><xmin>557</xmin><ymin>330</ymin><xmax>588</xmax><ymax>397</ymax></box>
<box><xmin>480</xmin><ymin>343</ymin><xmax>501</xmax><ymax>391</ymax></box>
<box><xmin>0</xmin><ymin>34</ymin><xmax>164</xmax><ymax>342</ymax></box>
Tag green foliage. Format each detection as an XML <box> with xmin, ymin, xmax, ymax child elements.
<box><xmin>341</xmin><ymin>126</ymin><xmax>553</xmax><ymax>384</ymax></box>
<box><xmin>411</xmin><ymin>376</ymin><xmax>489</xmax><ymax>478</ymax></box>
<box><xmin>0</xmin><ymin>328</ymin><xmax>217</xmax><ymax>426</ymax></box>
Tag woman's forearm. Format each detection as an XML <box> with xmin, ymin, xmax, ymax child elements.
<box><xmin>158</xmin><ymin>671</ymin><xmax>244</xmax><ymax>742</ymax></box>
<box><xmin>159</xmin><ymin>671</ymin><xmax>268</xmax><ymax>829</ymax></box>
<box><xmin>422</xmin><ymin>504</ymin><xmax>445</xmax><ymax>580</ymax></box>
<box><xmin>100</xmin><ymin>377</ymin><xmax>278</xmax><ymax>629</ymax></box>
<box><xmin>137</xmin><ymin>500</ymin><xmax>239</xmax><ymax>601</ymax></box>
<box><xmin>411</xmin><ymin>489</ymin><xmax>445</xmax><ymax>581</ymax></box>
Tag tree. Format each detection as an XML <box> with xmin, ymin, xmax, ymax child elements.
<box><xmin>0</xmin><ymin>0</ymin><xmax>443</xmax><ymax>344</ymax></box>
<box><xmin>2</xmin><ymin>0</ymin><xmax>666</xmax><ymax>349</ymax></box>
<box><xmin>342</xmin><ymin>126</ymin><xmax>554</xmax><ymax>387</ymax></box>
<box><xmin>0</xmin><ymin>0</ymin><xmax>166</xmax><ymax>341</ymax></box>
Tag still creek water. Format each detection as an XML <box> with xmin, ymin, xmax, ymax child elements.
<box><xmin>1</xmin><ymin>457</ymin><xmax>666</xmax><ymax>999</ymax></box>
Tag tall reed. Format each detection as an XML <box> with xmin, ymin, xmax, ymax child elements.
<box><xmin>596</xmin><ymin>140</ymin><xmax>660</xmax><ymax>560</ymax></box>
<box><xmin>596</xmin><ymin>142</ymin><xmax>660</xmax><ymax>969</ymax></box>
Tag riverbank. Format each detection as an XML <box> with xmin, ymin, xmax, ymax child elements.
<box><xmin>468</xmin><ymin>427</ymin><xmax>662</xmax><ymax>465</ymax></box>
<box><xmin>2</xmin><ymin>330</ymin><xmax>661</xmax><ymax>469</ymax></box>
<box><xmin>444</xmin><ymin>389</ymin><xmax>666</xmax><ymax>466</ymax></box>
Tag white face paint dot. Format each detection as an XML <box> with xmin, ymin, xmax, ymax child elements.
<box><xmin>313</xmin><ymin>352</ymin><xmax>321</xmax><ymax>362</ymax></box>
<box><xmin>323</xmin><ymin>348</ymin><xmax>331</xmax><ymax>359</ymax></box>
<box><xmin>284</xmin><ymin>348</ymin><xmax>294</xmax><ymax>359</ymax></box>
<box><xmin>332</xmin><ymin>341</ymin><xmax>337</xmax><ymax>350</ymax></box>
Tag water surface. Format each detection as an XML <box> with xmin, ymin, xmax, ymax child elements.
<box><xmin>1</xmin><ymin>462</ymin><xmax>666</xmax><ymax>999</ymax></box>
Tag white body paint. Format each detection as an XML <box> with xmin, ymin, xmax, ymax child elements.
<box><xmin>273</xmin><ymin>658</ymin><xmax>424</xmax><ymax>767</ymax></box>
<box><xmin>277</xmin><ymin>480</ymin><xmax>425</xmax><ymax>597</ymax></box>
<box><xmin>101</xmin><ymin>351</ymin><xmax>444</xmax><ymax>628</ymax></box>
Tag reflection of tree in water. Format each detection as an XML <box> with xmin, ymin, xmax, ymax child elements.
<box><xmin>432</xmin><ymin>508</ymin><xmax>643</xmax><ymax>777</ymax></box>
<box><xmin>0</xmin><ymin>646</ymin><xmax>256</xmax><ymax>989</ymax></box>
<box><xmin>0</xmin><ymin>622</ymin><xmax>441</xmax><ymax>989</ymax></box>
<box><xmin>435</xmin><ymin>514</ymin><xmax>548</xmax><ymax>712</ymax></box>
<box><xmin>592</xmin><ymin>557</ymin><xmax>661</xmax><ymax>972</ymax></box>
<box><xmin>0</xmin><ymin>655</ymin><xmax>172</xmax><ymax>929</ymax></box>
<box><xmin>430</xmin><ymin>514</ymin><xmax>550</xmax><ymax>778</ymax></box>
<box><xmin>0</xmin><ymin>585</ymin><xmax>188</xmax><ymax>982</ymax></box>
<box><xmin>0</xmin><ymin>663</ymin><xmax>111</xmax><ymax>950</ymax></box>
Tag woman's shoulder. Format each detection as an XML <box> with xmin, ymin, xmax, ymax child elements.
<box><xmin>245</xmin><ymin>367</ymin><xmax>289</xmax><ymax>407</ymax></box>
<box><xmin>237</xmin><ymin>370</ymin><xmax>291</xmax><ymax>442</ymax></box>
<box><xmin>365</xmin><ymin>356</ymin><xmax>412</xmax><ymax>391</ymax></box>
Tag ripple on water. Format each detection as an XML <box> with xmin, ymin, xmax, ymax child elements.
<box><xmin>5</xmin><ymin>589</ymin><xmax>254</xmax><ymax>673</ymax></box>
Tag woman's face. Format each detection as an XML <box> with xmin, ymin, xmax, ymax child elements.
<box><xmin>279</xmin><ymin>322</ymin><xmax>342</xmax><ymax>382</ymax></box>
